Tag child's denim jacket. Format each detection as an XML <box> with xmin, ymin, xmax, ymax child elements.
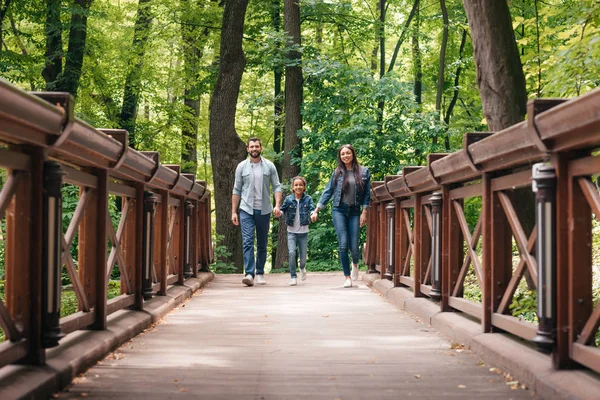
<box><xmin>317</xmin><ymin>167</ymin><xmax>371</xmax><ymax>209</ymax></box>
<box><xmin>280</xmin><ymin>193</ymin><xmax>315</xmax><ymax>227</ymax></box>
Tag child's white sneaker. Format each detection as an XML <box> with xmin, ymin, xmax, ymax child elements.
<box><xmin>351</xmin><ymin>266</ymin><xmax>359</xmax><ymax>281</ymax></box>
<box><xmin>343</xmin><ymin>278</ymin><xmax>352</xmax><ymax>288</ymax></box>
<box><xmin>290</xmin><ymin>277</ymin><xmax>297</xmax><ymax>286</ymax></box>
<box><xmin>300</xmin><ymin>268</ymin><xmax>307</xmax><ymax>281</ymax></box>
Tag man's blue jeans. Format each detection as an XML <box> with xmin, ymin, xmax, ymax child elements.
<box><xmin>332</xmin><ymin>204</ymin><xmax>361</xmax><ymax>277</ymax></box>
<box><xmin>287</xmin><ymin>232</ymin><xmax>308</xmax><ymax>278</ymax></box>
<box><xmin>240</xmin><ymin>209</ymin><xmax>270</xmax><ymax>277</ymax></box>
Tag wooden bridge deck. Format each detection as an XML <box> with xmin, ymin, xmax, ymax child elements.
<box><xmin>56</xmin><ymin>273</ymin><xmax>532</xmax><ymax>399</ymax></box>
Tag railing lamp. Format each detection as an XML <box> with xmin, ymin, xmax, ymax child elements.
<box><xmin>383</xmin><ymin>202</ymin><xmax>395</xmax><ymax>281</ymax></box>
<box><xmin>531</xmin><ymin>163</ymin><xmax>557</xmax><ymax>353</ymax></box>
<box><xmin>41</xmin><ymin>161</ymin><xmax>66</xmax><ymax>348</ymax></box>
<box><xmin>142</xmin><ymin>191</ymin><xmax>158</xmax><ymax>300</ymax></box>
<box><xmin>430</xmin><ymin>191</ymin><xmax>442</xmax><ymax>301</ymax></box>
<box><xmin>183</xmin><ymin>200</ymin><xmax>194</xmax><ymax>278</ymax></box>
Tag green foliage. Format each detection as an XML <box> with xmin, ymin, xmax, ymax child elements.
<box><xmin>210</xmin><ymin>234</ymin><xmax>236</xmax><ymax>274</ymax></box>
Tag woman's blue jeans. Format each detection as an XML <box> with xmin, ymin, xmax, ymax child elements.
<box><xmin>332</xmin><ymin>204</ymin><xmax>361</xmax><ymax>276</ymax></box>
<box><xmin>240</xmin><ymin>209</ymin><xmax>270</xmax><ymax>277</ymax></box>
<box><xmin>287</xmin><ymin>232</ymin><xmax>308</xmax><ymax>278</ymax></box>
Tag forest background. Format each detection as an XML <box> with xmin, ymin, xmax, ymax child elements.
<box><xmin>0</xmin><ymin>0</ymin><xmax>599</xmax><ymax>304</ymax></box>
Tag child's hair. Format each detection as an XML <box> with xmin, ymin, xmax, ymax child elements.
<box><xmin>291</xmin><ymin>176</ymin><xmax>307</xmax><ymax>188</ymax></box>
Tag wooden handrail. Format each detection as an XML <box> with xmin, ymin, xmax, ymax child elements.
<box><xmin>366</xmin><ymin>87</ymin><xmax>600</xmax><ymax>374</ymax></box>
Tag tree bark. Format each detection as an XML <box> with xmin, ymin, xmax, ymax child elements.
<box><xmin>56</xmin><ymin>0</ymin><xmax>93</xmax><ymax>97</ymax></box>
<box><xmin>462</xmin><ymin>0</ymin><xmax>527</xmax><ymax>131</ymax></box>
<box><xmin>42</xmin><ymin>0</ymin><xmax>63</xmax><ymax>88</ymax></box>
<box><xmin>274</xmin><ymin>0</ymin><xmax>303</xmax><ymax>270</ymax></box>
<box><xmin>209</xmin><ymin>0</ymin><xmax>249</xmax><ymax>271</ymax></box>
<box><xmin>271</xmin><ymin>0</ymin><xmax>283</xmax><ymax>265</ymax></box>
<box><xmin>119</xmin><ymin>0</ymin><xmax>153</xmax><ymax>148</ymax></box>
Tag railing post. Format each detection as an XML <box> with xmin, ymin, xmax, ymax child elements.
<box><xmin>383</xmin><ymin>202</ymin><xmax>395</xmax><ymax>281</ymax></box>
<box><xmin>41</xmin><ymin>161</ymin><xmax>65</xmax><ymax>348</ymax></box>
<box><xmin>367</xmin><ymin>202</ymin><xmax>379</xmax><ymax>274</ymax></box>
<box><xmin>531</xmin><ymin>163</ymin><xmax>557</xmax><ymax>353</ymax></box>
<box><xmin>414</xmin><ymin>194</ymin><xmax>423</xmax><ymax>297</ymax></box>
<box><xmin>429</xmin><ymin>191</ymin><xmax>442</xmax><ymax>301</ymax></box>
<box><xmin>159</xmin><ymin>190</ymin><xmax>169</xmax><ymax>295</ymax></box>
<box><xmin>183</xmin><ymin>200</ymin><xmax>194</xmax><ymax>278</ymax></box>
<box><xmin>142</xmin><ymin>191</ymin><xmax>157</xmax><ymax>300</ymax></box>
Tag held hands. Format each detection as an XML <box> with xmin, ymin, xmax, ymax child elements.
<box><xmin>310</xmin><ymin>209</ymin><xmax>318</xmax><ymax>223</ymax></box>
<box><xmin>273</xmin><ymin>206</ymin><xmax>281</xmax><ymax>218</ymax></box>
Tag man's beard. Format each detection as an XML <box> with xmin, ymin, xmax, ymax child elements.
<box><xmin>249</xmin><ymin>151</ymin><xmax>261</xmax><ymax>159</ymax></box>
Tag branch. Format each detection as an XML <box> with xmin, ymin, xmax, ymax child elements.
<box><xmin>387</xmin><ymin>0</ymin><xmax>419</xmax><ymax>73</ymax></box>
<box><xmin>444</xmin><ymin>27</ymin><xmax>467</xmax><ymax>126</ymax></box>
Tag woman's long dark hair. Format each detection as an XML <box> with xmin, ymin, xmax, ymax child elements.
<box><xmin>333</xmin><ymin>144</ymin><xmax>364</xmax><ymax>194</ymax></box>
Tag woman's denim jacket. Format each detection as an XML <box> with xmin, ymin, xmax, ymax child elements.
<box><xmin>280</xmin><ymin>193</ymin><xmax>315</xmax><ymax>227</ymax></box>
<box><xmin>317</xmin><ymin>167</ymin><xmax>371</xmax><ymax>210</ymax></box>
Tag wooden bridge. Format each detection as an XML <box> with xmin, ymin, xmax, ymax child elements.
<box><xmin>0</xmin><ymin>79</ymin><xmax>600</xmax><ymax>399</ymax></box>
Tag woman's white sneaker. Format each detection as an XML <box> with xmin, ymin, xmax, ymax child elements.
<box><xmin>300</xmin><ymin>268</ymin><xmax>307</xmax><ymax>281</ymax></box>
<box><xmin>290</xmin><ymin>277</ymin><xmax>297</xmax><ymax>286</ymax></box>
<box><xmin>351</xmin><ymin>266</ymin><xmax>359</xmax><ymax>281</ymax></box>
<box><xmin>343</xmin><ymin>278</ymin><xmax>352</xmax><ymax>288</ymax></box>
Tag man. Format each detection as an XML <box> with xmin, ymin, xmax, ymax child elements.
<box><xmin>232</xmin><ymin>137</ymin><xmax>282</xmax><ymax>286</ymax></box>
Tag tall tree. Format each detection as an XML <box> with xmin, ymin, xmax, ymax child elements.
<box><xmin>0</xmin><ymin>0</ymin><xmax>12</xmax><ymax>49</ymax></box>
<box><xmin>180</xmin><ymin>0</ymin><xmax>210</xmax><ymax>174</ymax></box>
<box><xmin>209</xmin><ymin>0</ymin><xmax>249</xmax><ymax>270</ymax></box>
<box><xmin>411</xmin><ymin>3</ymin><xmax>422</xmax><ymax>105</ymax></box>
<box><xmin>271</xmin><ymin>0</ymin><xmax>284</xmax><ymax>265</ymax></box>
<box><xmin>434</xmin><ymin>0</ymin><xmax>448</xmax><ymax>147</ymax></box>
<box><xmin>119</xmin><ymin>0</ymin><xmax>153</xmax><ymax>148</ymax></box>
<box><xmin>57</xmin><ymin>0</ymin><xmax>93</xmax><ymax>96</ymax></box>
<box><xmin>42</xmin><ymin>0</ymin><xmax>62</xmax><ymax>88</ymax></box>
<box><xmin>462</xmin><ymin>0</ymin><xmax>527</xmax><ymax>131</ymax></box>
<box><xmin>274</xmin><ymin>0</ymin><xmax>302</xmax><ymax>269</ymax></box>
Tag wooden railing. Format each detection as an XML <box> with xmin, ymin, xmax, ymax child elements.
<box><xmin>364</xmin><ymin>88</ymin><xmax>600</xmax><ymax>373</ymax></box>
<box><xmin>0</xmin><ymin>79</ymin><xmax>213</xmax><ymax>368</ymax></box>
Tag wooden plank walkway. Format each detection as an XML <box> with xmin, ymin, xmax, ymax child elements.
<box><xmin>55</xmin><ymin>273</ymin><xmax>533</xmax><ymax>399</ymax></box>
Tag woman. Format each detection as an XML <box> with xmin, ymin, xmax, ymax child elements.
<box><xmin>311</xmin><ymin>144</ymin><xmax>371</xmax><ymax>287</ymax></box>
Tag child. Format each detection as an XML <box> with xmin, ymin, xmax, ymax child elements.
<box><xmin>280</xmin><ymin>176</ymin><xmax>315</xmax><ymax>286</ymax></box>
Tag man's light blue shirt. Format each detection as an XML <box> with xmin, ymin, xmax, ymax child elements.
<box><xmin>233</xmin><ymin>157</ymin><xmax>282</xmax><ymax>215</ymax></box>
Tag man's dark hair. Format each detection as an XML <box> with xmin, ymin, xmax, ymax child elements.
<box><xmin>247</xmin><ymin>137</ymin><xmax>262</xmax><ymax>146</ymax></box>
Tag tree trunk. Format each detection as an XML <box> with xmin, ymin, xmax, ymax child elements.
<box><xmin>271</xmin><ymin>0</ymin><xmax>283</xmax><ymax>265</ymax></box>
<box><xmin>434</xmin><ymin>0</ymin><xmax>449</xmax><ymax>146</ymax></box>
<box><xmin>0</xmin><ymin>0</ymin><xmax>13</xmax><ymax>49</ymax></box>
<box><xmin>274</xmin><ymin>0</ymin><xmax>303</xmax><ymax>270</ymax></box>
<box><xmin>462</xmin><ymin>0</ymin><xmax>527</xmax><ymax>131</ymax></box>
<box><xmin>119</xmin><ymin>0</ymin><xmax>153</xmax><ymax>148</ymax></box>
<box><xmin>42</xmin><ymin>0</ymin><xmax>63</xmax><ymax>88</ymax></box>
<box><xmin>388</xmin><ymin>0</ymin><xmax>420</xmax><ymax>73</ymax></box>
<box><xmin>209</xmin><ymin>0</ymin><xmax>249</xmax><ymax>271</ymax></box>
<box><xmin>444</xmin><ymin>27</ymin><xmax>467</xmax><ymax>127</ymax></box>
<box><xmin>376</xmin><ymin>0</ymin><xmax>385</xmax><ymax>135</ymax></box>
<box><xmin>412</xmin><ymin>3</ymin><xmax>422</xmax><ymax>105</ymax></box>
<box><xmin>56</xmin><ymin>0</ymin><xmax>93</xmax><ymax>97</ymax></box>
<box><xmin>181</xmin><ymin>0</ymin><xmax>209</xmax><ymax>174</ymax></box>
<box><xmin>462</xmin><ymin>0</ymin><xmax>532</xmax><ymax>235</ymax></box>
